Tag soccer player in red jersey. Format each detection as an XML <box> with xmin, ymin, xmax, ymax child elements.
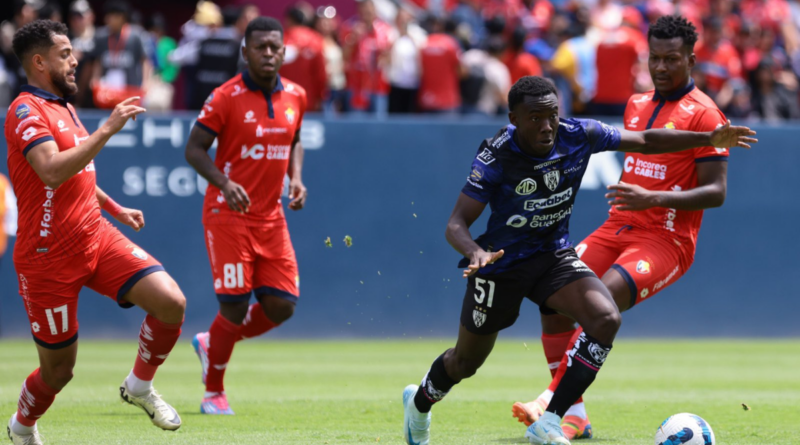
<box><xmin>513</xmin><ymin>15</ymin><xmax>743</xmax><ymax>440</ymax></box>
<box><xmin>4</xmin><ymin>20</ymin><xmax>186</xmax><ymax>444</ymax></box>
<box><xmin>185</xmin><ymin>17</ymin><xmax>308</xmax><ymax>415</ymax></box>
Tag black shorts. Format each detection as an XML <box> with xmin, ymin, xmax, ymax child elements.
<box><xmin>459</xmin><ymin>247</ymin><xmax>599</xmax><ymax>335</ymax></box>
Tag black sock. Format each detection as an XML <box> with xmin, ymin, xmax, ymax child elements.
<box><xmin>547</xmin><ymin>332</ymin><xmax>612</xmax><ymax>417</ymax></box>
<box><xmin>414</xmin><ymin>353</ymin><xmax>459</xmax><ymax>413</ymax></box>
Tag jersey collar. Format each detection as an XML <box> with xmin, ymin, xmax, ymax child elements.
<box><xmin>652</xmin><ymin>78</ymin><xmax>695</xmax><ymax>102</ymax></box>
<box><xmin>20</xmin><ymin>84</ymin><xmax>80</xmax><ymax>127</ymax></box>
<box><xmin>241</xmin><ymin>71</ymin><xmax>284</xmax><ymax>119</ymax></box>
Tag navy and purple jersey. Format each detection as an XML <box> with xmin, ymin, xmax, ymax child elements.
<box><xmin>459</xmin><ymin>118</ymin><xmax>621</xmax><ymax>273</ymax></box>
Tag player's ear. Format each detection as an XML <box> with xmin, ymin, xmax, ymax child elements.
<box><xmin>508</xmin><ymin>111</ymin><xmax>517</xmax><ymax>126</ymax></box>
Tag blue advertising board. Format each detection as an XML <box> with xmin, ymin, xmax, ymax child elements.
<box><xmin>1</xmin><ymin>113</ymin><xmax>798</xmax><ymax>339</ymax></box>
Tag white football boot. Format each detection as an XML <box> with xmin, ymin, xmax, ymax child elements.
<box><xmin>403</xmin><ymin>385</ymin><xmax>430</xmax><ymax>445</ymax></box>
<box><xmin>7</xmin><ymin>413</ymin><xmax>43</xmax><ymax>445</ymax></box>
<box><xmin>525</xmin><ymin>411</ymin><xmax>571</xmax><ymax>445</ymax></box>
<box><xmin>119</xmin><ymin>380</ymin><xmax>181</xmax><ymax>430</ymax></box>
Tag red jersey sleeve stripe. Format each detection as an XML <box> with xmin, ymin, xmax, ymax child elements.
<box><xmin>194</xmin><ymin>121</ymin><xmax>218</xmax><ymax>137</ymax></box>
<box><xmin>695</xmin><ymin>156</ymin><xmax>729</xmax><ymax>163</ymax></box>
<box><xmin>22</xmin><ymin>136</ymin><xmax>55</xmax><ymax>157</ymax></box>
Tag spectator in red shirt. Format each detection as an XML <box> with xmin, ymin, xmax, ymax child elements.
<box><xmin>339</xmin><ymin>0</ymin><xmax>393</xmax><ymax>114</ymax></box>
<box><xmin>281</xmin><ymin>6</ymin><xmax>328</xmax><ymax>111</ymax></box>
<box><xmin>695</xmin><ymin>17</ymin><xmax>743</xmax><ymax>96</ymax></box>
<box><xmin>418</xmin><ymin>16</ymin><xmax>465</xmax><ymax>113</ymax></box>
<box><xmin>502</xmin><ymin>27</ymin><xmax>542</xmax><ymax>84</ymax></box>
<box><xmin>590</xmin><ymin>6</ymin><xmax>647</xmax><ymax>116</ymax></box>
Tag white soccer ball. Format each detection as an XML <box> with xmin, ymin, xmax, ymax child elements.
<box><xmin>654</xmin><ymin>413</ymin><xmax>716</xmax><ymax>445</ymax></box>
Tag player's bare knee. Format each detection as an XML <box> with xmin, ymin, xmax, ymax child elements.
<box><xmin>588</xmin><ymin>309</ymin><xmax>621</xmax><ymax>344</ymax></box>
<box><xmin>42</xmin><ymin>363</ymin><xmax>74</xmax><ymax>390</ymax></box>
<box><xmin>157</xmin><ymin>287</ymin><xmax>186</xmax><ymax>323</ymax></box>
<box><xmin>262</xmin><ymin>297</ymin><xmax>295</xmax><ymax>324</ymax></box>
<box><xmin>220</xmin><ymin>301</ymin><xmax>249</xmax><ymax>324</ymax></box>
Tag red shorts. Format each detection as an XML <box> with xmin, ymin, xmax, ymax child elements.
<box><xmin>15</xmin><ymin>220</ymin><xmax>163</xmax><ymax>349</ymax></box>
<box><xmin>204</xmin><ymin>223</ymin><xmax>299</xmax><ymax>303</ymax></box>
<box><xmin>575</xmin><ymin>220</ymin><xmax>693</xmax><ymax>308</ymax></box>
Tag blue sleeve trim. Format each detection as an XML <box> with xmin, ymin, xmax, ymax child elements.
<box><xmin>22</xmin><ymin>136</ymin><xmax>55</xmax><ymax>157</ymax></box>
<box><xmin>610</xmin><ymin>263</ymin><xmax>638</xmax><ymax>309</ymax></box>
<box><xmin>116</xmin><ymin>265</ymin><xmax>166</xmax><ymax>307</ymax></box>
<box><xmin>254</xmin><ymin>286</ymin><xmax>299</xmax><ymax>303</ymax></box>
<box><xmin>216</xmin><ymin>292</ymin><xmax>252</xmax><ymax>303</ymax></box>
<box><xmin>33</xmin><ymin>332</ymin><xmax>78</xmax><ymax>350</ymax></box>
<box><xmin>695</xmin><ymin>156</ymin><xmax>729</xmax><ymax>163</ymax></box>
<box><xmin>461</xmin><ymin>187</ymin><xmax>490</xmax><ymax>204</ymax></box>
<box><xmin>194</xmin><ymin>121</ymin><xmax>218</xmax><ymax>137</ymax></box>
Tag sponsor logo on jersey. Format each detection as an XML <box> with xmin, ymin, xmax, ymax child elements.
<box><xmin>524</xmin><ymin>188</ymin><xmax>572</xmax><ymax>211</ymax></box>
<box><xmin>679</xmin><ymin>103</ymin><xmax>695</xmax><ymax>115</ymax></box>
<box><xmin>244</xmin><ymin>110</ymin><xmax>257</xmax><ymax>123</ymax></box>
<box><xmin>571</xmin><ymin>259</ymin><xmax>591</xmax><ymax>273</ymax></box>
<box><xmin>575</xmin><ymin>243</ymin><xmax>587</xmax><ymax>257</ymax></box>
<box><xmin>491</xmin><ymin>130</ymin><xmax>510</xmax><ymax>148</ymax></box>
<box><xmin>131</xmin><ymin>247</ymin><xmax>148</xmax><ymax>260</ymax></box>
<box><xmin>241</xmin><ymin>144</ymin><xmax>290</xmax><ymax>160</ymax></box>
<box><xmin>214</xmin><ymin>278</ymin><xmax>222</xmax><ymax>290</ymax></box>
<box><xmin>633</xmin><ymin>95</ymin><xmax>650</xmax><ymax>103</ymax></box>
<box><xmin>15</xmin><ymin>115</ymin><xmax>40</xmax><ymax>134</ymax></box>
<box><xmin>205</xmin><ymin>93</ymin><xmax>214</xmax><ymax>104</ymax></box>
<box><xmin>15</xmin><ymin>103</ymin><xmax>31</xmax><ymax>119</ymax></box>
<box><xmin>636</xmin><ymin>260</ymin><xmax>651</xmax><ymax>274</ymax></box>
<box><xmin>640</xmin><ymin>288</ymin><xmax>650</xmax><ymax>299</ymax></box>
<box><xmin>533</xmin><ymin>159</ymin><xmax>561</xmax><ymax>170</ymax></box>
<box><xmin>515</xmin><ymin>178</ymin><xmax>536</xmax><ymax>195</ymax></box>
<box><xmin>31</xmin><ymin>322</ymin><xmax>40</xmax><ymax>333</ymax></box>
<box><xmin>58</xmin><ymin>120</ymin><xmax>69</xmax><ymax>132</ymax></box>
<box><xmin>544</xmin><ymin>170</ymin><xmax>560</xmax><ymax>191</ymax></box>
<box><xmin>256</xmin><ymin>125</ymin><xmax>289</xmax><ymax>136</ymax></box>
<box><xmin>629</xmin><ymin>116</ymin><xmax>639</xmax><ymax>128</ymax></box>
<box><xmin>654</xmin><ymin>265</ymin><xmax>680</xmax><ymax>291</ymax></box>
<box><xmin>470</xmin><ymin>166</ymin><xmax>484</xmax><ymax>182</ymax></box>
<box><xmin>40</xmin><ymin>186</ymin><xmax>55</xmax><ymax>237</ymax></box>
<box><xmin>624</xmin><ymin>156</ymin><xmax>667</xmax><ymax>180</ymax></box>
<box><xmin>505</xmin><ymin>206</ymin><xmax>573</xmax><ymax>229</ymax></box>
<box><xmin>664</xmin><ymin>122</ymin><xmax>676</xmax><ymax>129</ymax></box>
<box><xmin>232</xmin><ymin>85</ymin><xmax>246</xmax><ymax>97</ymax></box>
<box><xmin>21</xmin><ymin>127</ymin><xmax>37</xmax><ymax>141</ymax></box>
<box><xmin>285</xmin><ymin>106</ymin><xmax>296</xmax><ymax>124</ymax></box>
<box><xmin>477</xmin><ymin>148</ymin><xmax>496</xmax><ymax>165</ymax></box>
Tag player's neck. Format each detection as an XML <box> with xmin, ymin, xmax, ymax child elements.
<box><xmin>656</xmin><ymin>77</ymin><xmax>691</xmax><ymax>100</ymax></box>
<box><xmin>247</xmin><ymin>69</ymin><xmax>278</xmax><ymax>92</ymax></box>
<box><xmin>27</xmin><ymin>77</ymin><xmax>65</xmax><ymax>99</ymax></box>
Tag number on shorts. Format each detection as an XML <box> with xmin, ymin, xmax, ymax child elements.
<box><xmin>223</xmin><ymin>263</ymin><xmax>244</xmax><ymax>289</ymax></box>
<box><xmin>474</xmin><ymin>278</ymin><xmax>496</xmax><ymax>308</ymax></box>
<box><xmin>44</xmin><ymin>305</ymin><xmax>68</xmax><ymax>335</ymax></box>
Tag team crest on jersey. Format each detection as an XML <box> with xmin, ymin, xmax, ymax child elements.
<box><xmin>15</xmin><ymin>103</ymin><xmax>30</xmax><ymax>119</ymax></box>
<box><xmin>285</xmin><ymin>106</ymin><xmax>296</xmax><ymax>124</ymax></box>
<box><xmin>470</xmin><ymin>166</ymin><xmax>484</xmax><ymax>182</ymax></box>
<box><xmin>131</xmin><ymin>247</ymin><xmax>148</xmax><ymax>260</ymax></box>
<box><xmin>205</xmin><ymin>93</ymin><xmax>214</xmax><ymax>105</ymax></box>
<box><xmin>515</xmin><ymin>178</ymin><xmax>537</xmax><ymax>195</ymax></box>
<box><xmin>544</xmin><ymin>170</ymin><xmax>560</xmax><ymax>191</ymax></box>
<box><xmin>473</xmin><ymin>308</ymin><xmax>487</xmax><ymax>328</ymax></box>
<box><xmin>664</xmin><ymin>122</ymin><xmax>676</xmax><ymax>129</ymax></box>
<box><xmin>636</xmin><ymin>260</ymin><xmax>651</xmax><ymax>274</ymax></box>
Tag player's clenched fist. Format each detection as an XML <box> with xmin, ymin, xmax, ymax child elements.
<box><xmin>288</xmin><ymin>178</ymin><xmax>307</xmax><ymax>211</ymax></box>
<box><xmin>115</xmin><ymin>207</ymin><xmax>145</xmax><ymax>232</ymax></box>
<box><xmin>103</xmin><ymin>96</ymin><xmax>147</xmax><ymax>134</ymax></box>
<box><xmin>463</xmin><ymin>249</ymin><xmax>505</xmax><ymax>278</ymax></box>
<box><xmin>221</xmin><ymin>179</ymin><xmax>251</xmax><ymax>213</ymax></box>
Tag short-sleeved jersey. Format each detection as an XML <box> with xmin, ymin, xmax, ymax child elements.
<box><xmin>4</xmin><ymin>85</ymin><xmax>100</xmax><ymax>264</ymax></box>
<box><xmin>618</xmin><ymin>80</ymin><xmax>729</xmax><ymax>253</ymax></box>
<box><xmin>461</xmin><ymin>118</ymin><xmax>621</xmax><ymax>273</ymax></box>
<box><xmin>195</xmin><ymin>72</ymin><xmax>307</xmax><ymax>226</ymax></box>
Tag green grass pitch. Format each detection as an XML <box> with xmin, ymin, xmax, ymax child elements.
<box><xmin>1</xmin><ymin>339</ymin><xmax>798</xmax><ymax>444</ymax></box>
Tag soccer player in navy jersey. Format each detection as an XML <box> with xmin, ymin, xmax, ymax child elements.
<box><xmin>402</xmin><ymin>76</ymin><xmax>756</xmax><ymax>445</ymax></box>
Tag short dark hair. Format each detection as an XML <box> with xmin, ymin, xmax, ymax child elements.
<box><xmin>12</xmin><ymin>19</ymin><xmax>69</xmax><ymax>64</ymax></box>
<box><xmin>104</xmin><ymin>0</ymin><xmax>130</xmax><ymax>17</ymax></box>
<box><xmin>285</xmin><ymin>6</ymin><xmax>306</xmax><ymax>26</ymax></box>
<box><xmin>508</xmin><ymin>76</ymin><xmax>558</xmax><ymax>111</ymax></box>
<box><xmin>245</xmin><ymin>16</ymin><xmax>283</xmax><ymax>43</ymax></box>
<box><xmin>648</xmin><ymin>15</ymin><xmax>698</xmax><ymax>51</ymax></box>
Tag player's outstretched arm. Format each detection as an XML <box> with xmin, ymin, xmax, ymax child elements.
<box><xmin>287</xmin><ymin>131</ymin><xmax>307</xmax><ymax>211</ymax></box>
<box><xmin>446</xmin><ymin>193</ymin><xmax>505</xmax><ymax>278</ymax></box>
<box><xmin>617</xmin><ymin>120</ymin><xmax>757</xmax><ymax>154</ymax></box>
<box><xmin>185</xmin><ymin>125</ymin><xmax>251</xmax><ymax>213</ymax></box>
<box><xmin>26</xmin><ymin>97</ymin><xmax>145</xmax><ymax>189</ymax></box>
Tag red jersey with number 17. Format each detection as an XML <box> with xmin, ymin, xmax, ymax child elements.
<box><xmin>4</xmin><ymin>85</ymin><xmax>100</xmax><ymax>265</ymax></box>
<box><xmin>614</xmin><ymin>80</ymin><xmax>729</xmax><ymax>255</ymax></box>
<box><xmin>195</xmin><ymin>72</ymin><xmax>306</xmax><ymax>226</ymax></box>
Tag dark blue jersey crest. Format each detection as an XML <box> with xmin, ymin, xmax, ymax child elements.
<box><xmin>460</xmin><ymin>118</ymin><xmax>621</xmax><ymax>273</ymax></box>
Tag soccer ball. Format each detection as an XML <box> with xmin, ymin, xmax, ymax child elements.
<box><xmin>654</xmin><ymin>413</ymin><xmax>715</xmax><ymax>445</ymax></box>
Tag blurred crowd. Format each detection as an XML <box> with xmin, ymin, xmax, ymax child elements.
<box><xmin>1</xmin><ymin>0</ymin><xmax>800</xmax><ymax>121</ymax></box>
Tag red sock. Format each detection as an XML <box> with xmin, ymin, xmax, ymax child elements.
<box><xmin>548</xmin><ymin>327</ymin><xmax>584</xmax><ymax>403</ymax></box>
<box><xmin>16</xmin><ymin>368</ymin><xmax>59</xmax><ymax>427</ymax></box>
<box><xmin>133</xmin><ymin>314</ymin><xmax>183</xmax><ymax>381</ymax></box>
<box><xmin>237</xmin><ymin>303</ymin><xmax>278</xmax><ymax>341</ymax></box>
<box><xmin>206</xmin><ymin>313</ymin><xmax>241</xmax><ymax>393</ymax></box>
<box><xmin>541</xmin><ymin>329</ymin><xmax>576</xmax><ymax>378</ymax></box>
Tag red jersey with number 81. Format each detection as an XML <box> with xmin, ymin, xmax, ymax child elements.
<box><xmin>614</xmin><ymin>82</ymin><xmax>729</xmax><ymax>254</ymax></box>
<box><xmin>195</xmin><ymin>72</ymin><xmax>306</xmax><ymax>226</ymax></box>
<box><xmin>4</xmin><ymin>86</ymin><xmax>100</xmax><ymax>265</ymax></box>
